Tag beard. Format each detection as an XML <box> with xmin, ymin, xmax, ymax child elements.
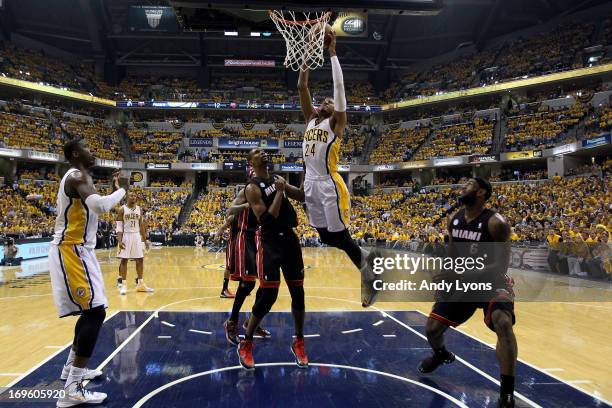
<box><xmin>458</xmin><ymin>192</ymin><xmax>477</xmax><ymax>206</ymax></box>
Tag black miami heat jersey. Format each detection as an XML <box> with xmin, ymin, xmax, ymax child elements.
<box><xmin>249</xmin><ymin>175</ymin><xmax>298</xmax><ymax>234</ymax></box>
<box><xmin>449</xmin><ymin>208</ymin><xmax>496</xmax><ymax>243</ymax></box>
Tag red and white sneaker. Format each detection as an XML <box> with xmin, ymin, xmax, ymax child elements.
<box><xmin>242</xmin><ymin>321</ymin><xmax>271</xmax><ymax>338</ymax></box>
<box><xmin>237</xmin><ymin>339</ymin><xmax>255</xmax><ymax>370</ymax></box>
<box><xmin>224</xmin><ymin>319</ymin><xmax>240</xmax><ymax>346</ymax></box>
<box><xmin>291</xmin><ymin>338</ymin><xmax>308</xmax><ymax>368</ymax></box>
<box><xmin>220</xmin><ymin>289</ymin><xmax>235</xmax><ymax>298</ymax></box>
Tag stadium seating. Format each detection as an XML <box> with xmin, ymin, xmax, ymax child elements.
<box><xmin>185</xmin><ymin>189</ymin><xmax>234</xmax><ymax>234</ymax></box>
<box><xmin>415</xmin><ymin>117</ymin><xmax>494</xmax><ymax>159</ymax></box>
<box><xmin>61</xmin><ymin>117</ymin><xmax>122</xmax><ymax>160</ymax></box>
<box><xmin>0</xmin><ymin>111</ymin><xmax>60</xmax><ymax>154</ymax></box>
<box><xmin>505</xmin><ymin>103</ymin><xmax>587</xmax><ymax>151</ymax></box>
<box><xmin>370</xmin><ymin>126</ymin><xmax>431</xmax><ymax>164</ymax></box>
<box><xmin>127</xmin><ymin>129</ymin><xmax>183</xmax><ymax>163</ymax></box>
<box><xmin>132</xmin><ymin>187</ymin><xmax>188</xmax><ymax>234</ymax></box>
<box><xmin>0</xmin><ymin>185</ymin><xmax>53</xmax><ymax>237</ymax></box>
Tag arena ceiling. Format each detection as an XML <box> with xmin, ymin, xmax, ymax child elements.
<box><xmin>0</xmin><ymin>0</ymin><xmax>607</xmax><ymax>71</ymax></box>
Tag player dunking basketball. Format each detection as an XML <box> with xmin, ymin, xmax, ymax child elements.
<box><xmin>116</xmin><ymin>192</ymin><xmax>153</xmax><ymax>295</ymax></box>
<box><xmin>419</xmin><ymin>178</ymin><xmax>517</xmax><ymax>408</ymax></box>
<box><xmin>49</xmin><ymin>140</ymin><xmax>126</xmax><ymax>407</ymax></box>
<box><xmin>297</xmin><ymin>26</ymin><xmax>378</xmax><ymax>307</ymax></box>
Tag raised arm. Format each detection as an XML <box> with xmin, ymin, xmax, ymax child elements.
<box><xmin>327</xmin><ymin>31</ymin><xmax>347</xmax><ymax>136</ymax></box>
<box><xmin>66</xmin><ymin>170</ymin><xmax>126</xmax><ymax>215</ymax></box>
<box><xmin>298</xmin><ymin>68</ymin><xmax>317</xmax><ymax>124</ymax></box>
<box><xmin>226</xmin><ymin>189</ymin><xmax>250</xmax><ymax>216</ymax></box>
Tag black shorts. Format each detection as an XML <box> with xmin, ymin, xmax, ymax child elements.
<box><xmin>228</xmin><ymin>230</ymin><xmax>257</xmax><ymax>282</ymax></box>
<box><xmin>254</xmin><ymin>228</ymin><xmax>304</xmax><ymax>288</ymax></box>
<box><xmin>430</xmin><ymin>290</ymin><xmax>515</xmax><ymax>332</ymax></box>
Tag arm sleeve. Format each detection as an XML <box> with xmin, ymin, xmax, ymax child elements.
<box><xmin>331</xmin><ymin>55</ymin><xmax>346</xmax><ymax>112</ymax></box>
<box><xmin>116</xmin><ymin>221</ymin><xmax>123</xmax><ymax>233</ymax></box>
<box><xmin>84</xmin><ymin>188</ymin><xmax>126</xmax><ymax>214</ymax></box>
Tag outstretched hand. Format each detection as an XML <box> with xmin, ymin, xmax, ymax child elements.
<box><xmin>112</xmin><ymin>170</ymin><xmax>121</xmax><ymax>191</ymax></box>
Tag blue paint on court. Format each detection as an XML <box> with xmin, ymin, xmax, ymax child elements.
<box><xmin>0</xmin><ymin>311</ymin><xmax>607</xmax><ymax>407</ymax></box>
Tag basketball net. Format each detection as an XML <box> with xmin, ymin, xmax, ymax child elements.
<box><xmin>269</xmin><ymin>10</ymin><xmax>332</xmax><ymax>72</ymax></box>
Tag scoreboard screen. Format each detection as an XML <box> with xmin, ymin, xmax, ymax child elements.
<box><xmin>223</xmin><ymin>161</ymin><xmax>247</xmax><ymax>171</ymax></box>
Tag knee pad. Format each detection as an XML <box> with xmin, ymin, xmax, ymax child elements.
<box><xmin>288</xmin><ymin>285</ymin><xmax>305</xmax><ymax>311</ymax></box>
<box><xmin>251</xmin><ymin>288</ymin><xmax>278</xmax><ymax>319</ymax></box>
<box><xmin>75</xmin><ymin>306</ymin><xmax>106</xmax><ymax>358</ymax></box>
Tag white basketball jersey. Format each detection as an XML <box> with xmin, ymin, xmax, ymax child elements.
<box><xmin>122</xmin><ymin>205</ymin><xmax>141</xmax><ymax>233</ymax></box>
<box><xmin>303</xmin><ymin>117</ymin><xmax>340</xmax><ymax>178</ymax></box>
<box><xmin>52</xmin><ymin>168</ymin><xmax>99</xmax><ymax>249</ymax></box>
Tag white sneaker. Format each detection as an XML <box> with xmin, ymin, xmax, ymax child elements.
<box><xmin>119</xmin><ymin>283</ymin><xmax>127</xmax><ymax>295</ymax></box>
<box><xmin>60</xmin><ymin>366</ymin><xmax>103</xmax><ymax>381</ymax></box>
<box><xmin>56</xmin><ymin>382</ymin><xmax>106</xmax><ymax>407</ymax></box>
<box><xmin>136</xmin><ymin>281</ymin><xmax>154</xmax><ymax>293</ymax></box>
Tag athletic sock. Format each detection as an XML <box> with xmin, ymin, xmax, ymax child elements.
<box><xmin>244</xmin><ymin>334</ymin><xmax>253</xmax><ymax>341</ymax></box>
<box><xmin>64</xmin><ymin>348</ymin><xmax>76</xmax><ymax>367</ymax></box>
<box><xmin>295</xmin><ymin>334</ymin><xmax>304</xmax><ymax>340</ymax></box>
<box><xmin>222</xmin><ymin>278</ymin><xmax>229</xmax><ymax>291</ymax></box>
<box><xmin>500</xmin><ymin>374</ymin><xmax>515</xmax><ymax>398</ymax></box>
<box><xmin>65</xmin><ymin>366</ymin><xmax>86</xmax><ymax>390</ymax></box>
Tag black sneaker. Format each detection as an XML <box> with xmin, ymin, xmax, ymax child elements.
<box><xmin>418</xmin><ymin>351</ymin><xmax>455</xmax><ymax>373</ymax></box>
<box><xmin>361</xmin><ymin>250</ymin><xmax>382</xmax><ymax>307</ymax></box>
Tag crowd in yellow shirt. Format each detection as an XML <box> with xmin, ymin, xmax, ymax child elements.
<box><xmin>128</xmin><ymin>130</ymin><xmax>183</xmax><ymax>163</ymax></box>
<box><xmin>370</xmin><ymin>126</ymin><xmax>430</xmax><ymax>164</ymax></box>
<box><xmin>61</xmin><ymin>118</ymin><xmax>122</xmax><ymax>161</ymax></box>
<box><xmin>0</xmin><ymin>111</ymin><xmax>61</xmax><ymax>154</ymax></box>
<box><xmin>415</xmin><ymin>118</ymin><xmax>494</xmax><ymax>160</ymax></box>
<box><xmin>506</xmin><ymin>103</ymin><xmax>587</xmax><ymax>151</ymax></box>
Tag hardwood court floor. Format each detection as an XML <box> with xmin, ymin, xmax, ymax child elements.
<box><xmin>0</xmin><ymin>246</ymin><xmax>610</xmax><ymax>402</ymax></box>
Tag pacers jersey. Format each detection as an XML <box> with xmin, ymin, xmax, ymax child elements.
<box><xmin>122</xmin><ymin>205</ymin><xmax>141</xmax><ymax>233</ymax></box>
<box><xmin>303</xmin><ymin>117</ymin><xmax>340</xmax><ymax>178</ymax></box>
<box><xmin>52</xmin><ymin>168</ymin><xmax>99</xmax><ymax>249</ymax></box>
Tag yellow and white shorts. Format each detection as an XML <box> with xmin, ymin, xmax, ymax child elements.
<box><xmin>49</xmin><ymin>244</ymin><xmax>107</xmax><ymax>317</ymax></box>
<box><xmin>304</xmin><ymin>173</ymin><xmax>350</xmax><ymax>233</ymax></box>
<box><xmin>117</xmin><ymin>233</ymin><xmax>144</xmax><ymax>259</ymax></box>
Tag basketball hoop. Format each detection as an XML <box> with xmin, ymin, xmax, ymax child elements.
<box><xmin>269</xmin><ymin>10</ymin><xmax>332</xmax><ymax>72</ymax></box>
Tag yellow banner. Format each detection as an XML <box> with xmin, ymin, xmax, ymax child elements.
<box><xmin>0</xmin><ymin>77</ymin><xmax>116</xmax><ymax>106</ymax></box>
<box><xmin>506</xmin><ymin>150</ymin><xmax>542</xmax><ymax>160</ymax></box>
<box><xmin>383</xmin><ymin>63</ymin><xmax>612</xmax><ymax>111</ymax></box>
